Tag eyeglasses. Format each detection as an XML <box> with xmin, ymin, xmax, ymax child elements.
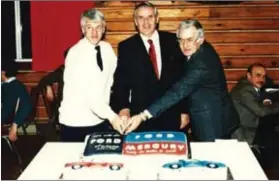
<box><xmin>177</xmin><ymin>37</ymin><xmax>198</xmax><ymax>45</ymax></box>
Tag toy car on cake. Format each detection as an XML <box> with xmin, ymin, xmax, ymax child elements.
<box><xmin>162</xmin><ymin>159</ymin><xmax>226</xmax><ymax>169</ymax></box>
<box><xmin>65</xmin><ymin>162</ymin><xmax>123</xmax><ymax>171</ymax></box>
<box><xmin>159</xmin><ymin>159</ymin><xmax>228</xmax><ymax>180</ymax></box>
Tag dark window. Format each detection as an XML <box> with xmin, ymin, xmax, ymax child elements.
<box><xmin>1</xmin><ymin>2</ymin><xmax>16</xmax><ymax>62</ymax></box>
<box><xmin>20</xmin><ymin>1</ymin><xmax>32</xmax><ymax>58</ymax></box>
<box><xmin>1</xmin><ymin>1</ymin><xmax>32</xmax><ymax>63</ymax></box>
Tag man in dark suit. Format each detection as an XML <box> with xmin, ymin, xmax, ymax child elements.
<box><xmin>230</xmin><ymin>63</ymin><xmax>279</xmax><ymax>145</ymax></box>
<box><xmin>40</xmin><ymin>49</ymin><xmax>69</xmax><ymax>105</ymax></box>
<box><xmin>1</xmin><ymin>60</ymin><xmax>32</xmax><ymax>142</ymax></box>
<box><xmin>125</xmin><ymin>19</ymin><xmax>240</xmax><ymax>141</ymax></box>
<box><xmin>110</xmin><ymin>2</ymin><xmax>188</xmax><ymax>132</ymax></box>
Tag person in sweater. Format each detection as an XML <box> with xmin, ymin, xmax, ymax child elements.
<box><xmin>1</xmin><ymin>60</ymin><xmax>32</xmax><ymax>141</ymax></box>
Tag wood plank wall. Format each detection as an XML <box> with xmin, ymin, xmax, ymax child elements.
<box><xmin>17</xmin><ymin>1</ymin><xmax>279</xmax><ymax>122</ymax></box>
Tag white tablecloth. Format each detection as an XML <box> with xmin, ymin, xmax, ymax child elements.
<box><xmin>17</xmin><ymin>141</ymin><xmax>267</xmax><ymax>180</ymax></box>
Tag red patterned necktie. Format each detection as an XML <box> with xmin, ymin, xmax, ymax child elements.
<box><xmin>148</xmin><ymin>39</ymin><xmax>159</xmax><ymax>79</ymax></box>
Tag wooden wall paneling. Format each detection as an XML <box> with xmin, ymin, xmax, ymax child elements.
<box><xmin>17</xmin><ymin>71</ymin><xmax>48</xmax><ymax>83</ymax></box>
<box><xmin>221</xmin><ymin>56</ymin><xmax>279</xmax><ymax>68</ymax></box>
<box><xmin>100</xmin><ymin>1</ymin><xmax>278</xmax><ymax>7</ymax></box>
<box><xmin>101</xmin><ymin>6</ymin><xmax>279</xmax><ymax>20</ymax></box>
<box><xmin>213</xmin><ymin>44</ymin><xmax>279</xmax><ymax>56</ymax></box>
<box><xmin>205</xmin><ymin>32</ymin><xmax>279</xmax><ymax>43</ymax></box>
<box><xmin>106</xmin><ymin>19</ymin><xmax>279</xmax><ymax>32</ymax></box>
<box><xmin>101</xmin><ymin>7</ymin><xmax>210</xmax><ymax>20</ymax></box>
<box><xmin>105</xmin><ymin>31</ymin><xmax>279</xmax><ymax>45</ymax></box>
<box><xmin>101</xmin><ymin>1</ymin><xmax>213</xmax><ymax>7</ymax></box>
<box><xmin>37</xmin><ymin>106</ymin><xmax>48</xmax><ymax>118</ymax></box>
<box><xmin>225</xmin><ymin>69</ymin><xmax>279</xmax><ymax>81</ymax></box>
<box><xmin>110</xmin><ymin>44</ymin><xmax>279</xmax><ymax>56</ymax></box>
<box><xmin>210</xmin><ymin>6</ymin><xmax>279</xmax><ymax>18</ymax></box>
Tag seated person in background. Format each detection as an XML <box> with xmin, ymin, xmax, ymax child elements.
<box><xmin>38</xmin><ymin>64</ymin><xmax>65</xmax><ymax>105</ymax></box>
<box><xmin>1</xmin><ymin>60</ymin><xmax>32</xmax><ymax>141</ymax></box>
<box><xmin>39</xmin><ymin>49</ymin><xmax>69</xmax><ymax>104</ymax></box>
<box><xmin>230</xmin><ymin>63</ymin><xmax>279</xmax><ymax>145</ymax></box>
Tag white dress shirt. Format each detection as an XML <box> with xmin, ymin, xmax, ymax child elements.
<box><xmin>2</xmin><ymin>77</ymin><xmax>16</xmax><ymax>84</ymax></box>
<box><xmin>59</xmin><ymin>38</ymin><xmax>117</xmax><ymax>127</ymax></box>
<box><xmin>140</xmin><ymin>30</ymin><xmax>162</xmax><ymax>78</ymax></box>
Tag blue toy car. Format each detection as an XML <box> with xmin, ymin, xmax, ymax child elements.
<box><xmin>162</xmin><ymin>159</ymin><xmax>226</xmax><ymax>170</ymax></box>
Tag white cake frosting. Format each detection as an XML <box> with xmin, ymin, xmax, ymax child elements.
<box><xmin>61</xmin><ymin>131</ymin><xmax>228</xmax><ymax>180</ymax></box>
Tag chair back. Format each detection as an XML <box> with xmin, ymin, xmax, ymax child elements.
<box><xmin>32</xmin><ymin>65</ymin><xmax>64</xmax><ymax>141</ymax></box>
<box><xmin>41</xmin><ymin>83</ymin><xmax>60</xmax><ymax>128</ymax></box>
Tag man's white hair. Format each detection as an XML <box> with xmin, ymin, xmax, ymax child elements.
<box><xmin>80</xmin><ymin>8</ymin><xmax>105</xmax><ymax>28</ymax></box>
<box><xmin>177</xmin><ymin>19</ymin><xmax>205</xmax><ymax>39</ymax></box>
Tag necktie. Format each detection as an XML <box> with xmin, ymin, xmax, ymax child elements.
<box><xmin>257</xmin><ymin>90</ymin><xmax>261</xmax><ymax>98</ymax></box>
<box><xmin>148</xmin><ymin>39</ymin><xmax>159</xmax><ymax>79</ymax></box>
<box><xmin>95</xmin><ymin>45</ymin><xmax>103</xmax><ymax>71</ymax></box>
<box><xmin>255</xmin><ymin>89</ymin><xmax>261</xmax><ymax>101</ymax></box>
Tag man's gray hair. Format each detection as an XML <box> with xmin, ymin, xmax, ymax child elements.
<box><xmin>176</xmin><ymin>19</ymin><xmax>205</xmax><ymax>39</ymax></box>
<box><xmin>80</xmin><ymin>8</ymin><xmax>105</xmax><ymax>27</ymax></box>
<box><xmin>134</xmin><ymin>2</ymin><xmax>158</xmax><ymax>17</ymax></box>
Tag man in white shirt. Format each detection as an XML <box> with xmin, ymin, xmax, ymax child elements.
<box><xmin>59</xmin><ymin>8</ymin><xmax>124</xmax><ymax>142</ymax></box>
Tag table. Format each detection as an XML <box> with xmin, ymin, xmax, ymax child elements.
<box><xmin>18</xmin><ymin>141</ymin><xmax>268</xmax><ymax>180</ymax></box>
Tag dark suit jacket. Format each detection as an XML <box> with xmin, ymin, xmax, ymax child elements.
<box><xmin>230</xmin><ymin>78</ymin><xmax>279</xmax><ymax>145</ymax></box>
<box><xmin>1</xmin><ymin>79</ymin><xmax>32</xmax><ymax>125</ymax></box>
<box><xmin>110</xmin><ymin>31</ymin><xmax>186</xmax><ymax>131</ymax></box>
<box><xmin>37</xmin><ymin>64</ymin><xmax>65</xmax><ymax>107</ymax></box>
<box><xmin>36</xmin><ymin>47</ymin><xmax>69</xmax><ymax>107</ymax></box>
<box><xmin>147</xmin><ymin>41</ymin><xmax>240</xmax><ymax>141</ymax></box>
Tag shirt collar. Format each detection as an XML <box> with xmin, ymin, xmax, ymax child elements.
<box><xmin>82</xmin><ymin>37</ymin><xmax>103</xmax><ymax>49</ymax></box>
<box><xmin>254</xmin><ymin>87</ymin><xmax>259</xmax><ymax>92</ymax></box>
<box><xmin>140</xmin><ymin>30</ymin><xmax>159</xmax><ymax>43</ymax></box>
<box><xmin>3</xmin><ymin>77</ymin><xmax>16</xmax><ymax>84</ymax></box>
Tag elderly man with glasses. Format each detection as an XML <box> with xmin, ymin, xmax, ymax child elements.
<box><xmin>126</xmin><ymin>19</ymin><xmax>240</xmax><ymax>142</ymax></box>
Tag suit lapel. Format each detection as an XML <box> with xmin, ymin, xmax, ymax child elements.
<box><xmin>245</xmin><ymin>80</ymin><xmax>261</xmax><ymax>100</ymax></box>
<box><xmin>254</xmin><ymin>88</ymin><xmax>261</xmax><ymax>101</ymax></box>
<box><xmin>135</xmin><ymin>34</ymin><xmax>159</xmax><ymax>81</ymax></box>
<box><xmin>135</xmin><ymin>34</ymin><xmax>150</xmax><ymax>61</ymax></box>
<box><xmin>159</xmin><ymin>31</ymin><xmax>178</xmax><ymax>83</ymax></box>
<box><xmin>158</xmin><ymin>31</ymin><xmax>170</xmax><ymax>82</ymax></box>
